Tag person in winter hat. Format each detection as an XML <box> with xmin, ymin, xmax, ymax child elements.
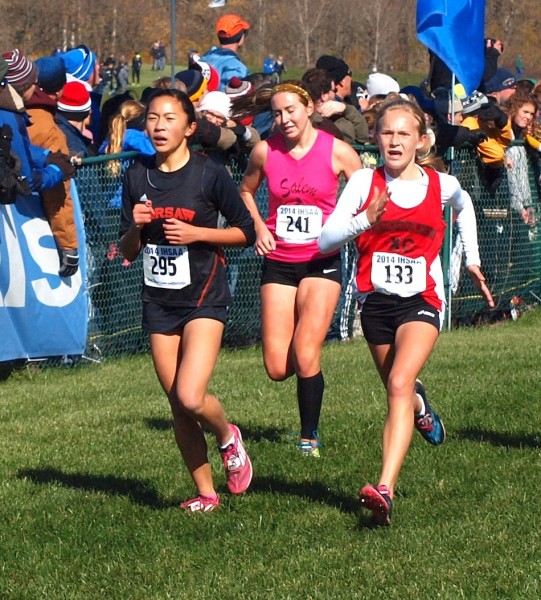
<box><xmin>195</xmin><ymin>89</ymin><xmax>260</xmax><ymax>168</ymax></box>
<box><xmin>2</xmin><ymin>49</ymin><xmax>39</xmax><ymax>101</ymax></box>
<box><xmin>198</xmin><ymin>91</ymin><xmax>232</xmax><ymax>123</ymax></box>
<box><xmin>25</xmin><ymin>54</ymin><xmax>80</xmax><ymax>276</ymax></box>
<box><xmin>315</xmin><ymin>55</ymin><xmax>357</xmax><ymax>109</ymax></box>
<box><xmin>58</xmin><ymin>44</ymin><xmax>102</xmax><ymax>145</ymax></box>
<box><xmin>174</xmin><ymin>69</ymin><xmax>208</xmax><ymax>104</ymax></box>
<box><xmin>366</xmin><ymin>72</ymin><xmax>400</xmax><ymax>99</ymax></box>
<box><xmin>55</xmin><ymin>81</ymin><xmax>96</xmax><ymax>158</ymax></box>
<box><xmin>0</xmin><ymin>53</ymin><xmax>77</xmax><ymax>277</ymax></box>
<box><xmin>461</xmin><ymin>88</ymin><xmax>513</xmax><ymax>193</ymax></box>
<box><xmin>201</xmin><ymin>14</ymin><xmax>250</xmax><ymax>92</ymax></box>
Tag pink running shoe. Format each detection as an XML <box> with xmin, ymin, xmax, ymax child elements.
<box><xmin>359</xmin><ymin>484</ymin><xmax>393</xmax><ymax>526</ymax></box>
<box><xmin>180</xmin><ymin>494</ymin><xmax>220</xmax><ymax>513</ymax></box>
<box><xmin>220</xmin><ymin>424</ymin><xmax>253</xmax><ymax>495</ymax></box>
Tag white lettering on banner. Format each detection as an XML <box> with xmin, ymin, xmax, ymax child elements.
<box><xmin>24</xmin><ymin>219</ymin><xmax>82</xmax><ymax>306</ymax></box>
<box><xmin>0</xmin><ymin>204</ymin><xmax>26</xmax><ymax>307</ymax></box>
<box><xmin>0</xmin><ymin>207</ymin><xmax>82</xmax><ymax>308</ymax></box>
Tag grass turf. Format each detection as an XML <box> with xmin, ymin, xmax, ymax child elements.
<box><xmin>1</xmin><ymin>310</ymin><xmax>540</xmax><ymax>599</ymax></box>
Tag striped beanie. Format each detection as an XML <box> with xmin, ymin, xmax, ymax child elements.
<box><xmin>174</xmin><ymin>69</ymin><xmax>208</xmax><ymax>102</ymax></box>
<box><xmin>57</xmin><ymin>80</ymin><xmax>91</xmax><ymax>121</ymax></box>
<box><xmin>2</xmin><ymin>49</ymin><xmax>39</xmax><ymax>94</ymax></box>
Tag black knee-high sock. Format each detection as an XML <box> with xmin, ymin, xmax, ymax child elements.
<box><xmin>297</xmin><ymin>371</ymin><xmax>324</xmax><ymax>439</ymax></box>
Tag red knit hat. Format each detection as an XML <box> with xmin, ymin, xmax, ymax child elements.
<box><xmin>225</xmin><ymin>76</ymin><xmax>252</xmax><ymax>98</ymax></box>
<box><xmin>57</xmin><ymin>80</ymin><xmax>91</xmax><ymax>121</ymax></box>
<box><xmin>2</xmin><ymin>49</ymin><xmax>38</xmax><ymax>94</ymax></box>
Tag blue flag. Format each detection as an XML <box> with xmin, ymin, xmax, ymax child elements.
<box><xmin>417</xmin><ymin>0</ymin><xmax>485</xmax><ymax>95</ymax></box>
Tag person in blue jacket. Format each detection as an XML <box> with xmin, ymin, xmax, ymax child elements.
<box><xmin>0</xmin><ymin>54</ymin><xmax>74</xmax><ymax>200</ymax></box>
<box><xmin>201</xmin><ymin>14</ymin><xmax>250</xmax><ymax>92</ymax></box>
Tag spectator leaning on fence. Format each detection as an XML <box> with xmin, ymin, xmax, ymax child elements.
<box><xmin>55</xmin><ymin>81</ymin><xmax>96</xmax><ymax>158</ymax></box>
<box><xmin>504</xmin><ymin>92</ymin><xmax>539</xmax><ymax>225</ymax></box>
<box><xmin>316</xmin><ymin>55</ymin><xmax>358</xmax><ymax>110</ymax></box>
<box><xmin>461</xmin><ymin>88</ymin><xmax>513</xmax><ymax>194</ymax></box>
<box><xmin>302</xmin><ymin>67</ymin><xmax>369</xmax><ymax>146</ymax></box>
<box><xmin>0</xmin><ymin>52</ymin><xmax>76</xmax><ymax>274</ymax></box>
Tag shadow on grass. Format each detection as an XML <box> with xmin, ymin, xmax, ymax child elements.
<box><xmin>144</xmin><ymin>419</ymin><xmax>289</xmax><ymax>443</ymax></box>
<box><xmin>454</xmin><ymin>428</ymin><xmax>540</xmax><ymax>449</ymax></box>
<box><xmin>17</xmin><ymin>467</ymin><xmax>176</xmax><ymax>510</ymax></box>
<box><xmin>144</xmin><ymin>417</ymin><xmax>173</xmax><ymax>431</ymax></box>
<box><xmin>248</xmin><ymin>475</ymin><xmax>359</xmax><ymax>515</ymax></box>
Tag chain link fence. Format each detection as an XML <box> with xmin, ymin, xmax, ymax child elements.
<box><xmin>77</xmin><ymin>144</ymin><xmax>541</xmax><ymax>360</ymax></box>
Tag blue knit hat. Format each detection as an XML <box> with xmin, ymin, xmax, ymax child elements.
<box><xmin>59</xmin><ymin>45</ymin><xmax>96</xmax><ymax>82</ymax></box>
<box><xmin>400</xmin><ymin>85</ymin><xmax>435</xmax><ymax>114</ymax></box>
<box><xmin>485</xmin><ymin>68</ymin><xmax>516</xmax><ymax>94</ymax></box>
<box><xmin>35</xmin><ymin>56</ymin><xmax>66</xmax><ymax>94</ymax></box>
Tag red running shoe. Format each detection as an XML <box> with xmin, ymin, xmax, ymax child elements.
<box><xmin>359</xmin><ymin>484</ymin><xmax>393</xmax><ymax>526</ymax></box>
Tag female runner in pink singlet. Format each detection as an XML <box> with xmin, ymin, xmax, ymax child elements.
<box><xmin>240</xmin><ymin>82</ymin><xmax>362</xmax><ymax>456</ymax></box>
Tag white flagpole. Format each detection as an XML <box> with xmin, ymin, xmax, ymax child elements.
<box><xmin>445</xmin><ymin>73</ymin><xmax>456</xmax><ymax>330</ymax></box>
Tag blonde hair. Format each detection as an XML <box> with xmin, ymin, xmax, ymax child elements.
<box><xmin>105</xmin><ymin>99</ymin><xmax>146</xmax><ymax>175</ymax></box>
<box><xmin>375</xmin><ymin>97</ymin><xmax>446</xmax><ymax>172</ymax></box>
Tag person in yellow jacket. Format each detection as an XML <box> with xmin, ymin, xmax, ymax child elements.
<box><xmin>461</xmin><ymin>90</ymin><xmax>513</xmax><ymax>194</ymax></box>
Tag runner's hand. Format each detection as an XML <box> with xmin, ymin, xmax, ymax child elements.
<box><xmin>366</xmin><ymin>185</ymin><xmax>390</xmax><ymax>226</ymax></box>
<box><xmin>254</xmin><ymin>222</ymin><xmax>276</xmax><ymax>256</ymax></box>
<box><xmin>163</xmin><ymin>219</ymin><xmax>200</xmax><ymax>245</ymax></box>
<box><xmin>467</xmin><ymin>265</ymin><xmax>494</xmax><ymax>308</ymax></box>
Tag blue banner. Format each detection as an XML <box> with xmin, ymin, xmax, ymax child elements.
<box><xmin>417</xmin><ymin>0</ymin><xmax>486</xmax><ymax>95</ymax></box>
<box><xmin>0</xmin><ymin>182</ymin><xmax>87</xmax><ymax>361</ymax></box>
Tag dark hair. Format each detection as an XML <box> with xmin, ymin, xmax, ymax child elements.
<box><xmin>145</xmin><ymin>88</ymin><xmax>196</xmax><ymax>124</ymax></box>
<box><xmin>301</xmin><ymin>68</ymin><xmax>333</xmax><ymax>101</ymax></box>
<box><xmin>218</xmin><ymin>31</ymin><xmax>245</xmax><ymax>45</ymax></box>
<box><xmin>515</xmin><ymin>79</ymin><xmax>535</xmax><ymax>95</ymax></box>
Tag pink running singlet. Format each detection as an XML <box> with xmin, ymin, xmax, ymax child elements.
<box><xmin>263</xmin><ymin>129</ymin><xmax>340</xmax><ymax>262</ymax></box>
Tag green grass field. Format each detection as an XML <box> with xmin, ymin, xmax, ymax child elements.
<box><xmin>1</xmin><ymin>310</ymin><xmax>540</xmax><ymax>599</ymax></box>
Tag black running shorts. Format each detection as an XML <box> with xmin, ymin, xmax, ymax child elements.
<box><xmin>261</xmin><ymin>254</ymin><xmax>342</xmax><ymax>287</ymax></box>
<box><xmin>360</xmin><ymin>292</ymin><xmax>443</xmax><ymax>345</ymax></box>
<box><xmin>142</xmin><ymin>302</ymin><xmax>228</xmax><ymax>334</ymax></box>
